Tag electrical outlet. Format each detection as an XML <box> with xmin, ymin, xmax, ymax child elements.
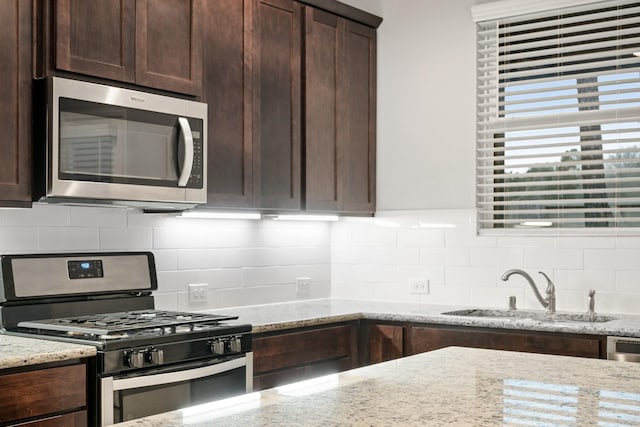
<box><xmin>189</xmin><ymin>283</ymin><xmax>208</xmax><ymax>304</ymax></box>
<box><xmin>408</xmin><ymin>278</ymin><xmax>429</xmax><ymax>295</ymax></box>
<box><xmin>296</xmin><ymin>277</ymin><xmax>311</xmax><ymax>297</ymax></box>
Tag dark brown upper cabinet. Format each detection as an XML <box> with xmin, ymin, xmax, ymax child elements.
<box><xmin>304</xmin><ymin>6</ymin><xmax>376</xmax><ymax>214</ymax></box>
<box><xmin>199</xmin><ymin>0</ymin><xmax>377</xmax><ymax>213</ymax></box>
<box><xmin>253</xmin><ymin>0</ymin><xmax>302</xmax><ymax>211</ymax></box>
<box><xmin>200</xmin><ymin>0</ymin><xmax>254</xmax><ymax>208</ymax></box>
<box><xmin>53</xmin><ymin>0</ymin><xmax>202</xmax><ymax>95</ymax></box>
<box><xmin>0</xmin><ymin>0</ymin><xmax>32</xmax><ymax>206</ymax></box>
<box><xmin>199</xmin><ymin>0</ymin><xmax>302</xmax><ymax>211</ymax></box>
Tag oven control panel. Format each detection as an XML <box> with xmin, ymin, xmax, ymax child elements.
<box><xmin>101</xmin><ymin>330</ymin><xmax>252</xmax><ymax>375</ymax></box>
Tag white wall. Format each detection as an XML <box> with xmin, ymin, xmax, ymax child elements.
<box><xmin>0</xmin><ymin>204</ymin><xmax>331</xmax><ymax>310</ymax></box>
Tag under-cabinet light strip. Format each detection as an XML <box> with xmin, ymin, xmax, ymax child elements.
<box><xmin>180</xmin><ymin>211</ymin><xmax>261</xmax><ymax>220</ymax></box>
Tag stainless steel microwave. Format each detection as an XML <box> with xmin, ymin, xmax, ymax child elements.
<box><xmin>35</xmin><ymin>77</ymin><xmax>207</xmax><ymax>210</ymax></box>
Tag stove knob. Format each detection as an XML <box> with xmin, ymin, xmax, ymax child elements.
<box><xmin>127</xmin><ymin>351</ymin><xmax>145</xmax><ymax>369</ymax></box>
<box><xmin>230</xmin><ymin>337</ymin><xmax>242</xmax><ymax>353</ymax></box>
<box><xmin>149</xmin><ymin>349</ymin><xmax>164</xmax><ymax>365</ymax></box>
<box><xmin>210</xmin><ymin>339</ymin><xmax>225</xmax><ymax>355</ymax></box>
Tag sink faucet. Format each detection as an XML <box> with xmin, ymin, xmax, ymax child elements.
<box><xmin>501</xmin><ymin>269</ymin><xmax>556</xmax><ymax>314</ymax></box>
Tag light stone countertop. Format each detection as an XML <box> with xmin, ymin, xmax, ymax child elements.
<box><xmin>210</xmin><ymin>298</ymin><xmax>640</xmax><ymax>337</ymax></box>
<box><xmin>0</xmin><ymin>334</ymin><xmax>97</xmax><ymax>370</ymax></box>
<box><xmin>115</xmin><ymin>346</ymin><xmax>640</xmax><ymax>427</ymax></box>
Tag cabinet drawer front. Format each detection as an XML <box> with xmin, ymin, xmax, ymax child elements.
<box><xmin>0</xmin><ymin>364</ymin><xmax>86</xmax><ymax>423</ymax></box>
<box><xmin>13</xmin><ymin>410</ymin><xmax>87</xmax><ymax>427</ymax></box>
<box><xmin>253</xmin><ymin>325</ymin><xmax>354</xmax><ymax>373</ymax></box>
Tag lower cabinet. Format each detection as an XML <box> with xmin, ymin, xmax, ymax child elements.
<box><xmin>252</xmin><ymin>322</ymin><xmax>358</xmax><ymax>390</ymax></box>
<box><xmin>359</xmin><ymin>322</ymin><xmax>404</xmax><ymax>366</ymax></box>
<box><xmin>405</xmin><ymin>325</ymin><xmax>606</xmax><ymax>359</ymax></box>
<box><xmin>252</xmin><ymin>320</ymin><xmax>607</xmax><ymax>390</ymax></box>
<box><xmin>0</xmin><ymin>362</ymin><xmax>88</xmax><ymax>426</ymax></box>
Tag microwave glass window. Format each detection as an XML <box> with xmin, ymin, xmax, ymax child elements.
<box><xmin>58</xmin><ymin>99</ymin><xmax>181</xmax><ymax>186</ymax></box>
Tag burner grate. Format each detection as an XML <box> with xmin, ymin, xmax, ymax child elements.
<box><xmin>17</xmin><ymin>310</ymin><xmax>238</xmax><ymax>336</ymax></box>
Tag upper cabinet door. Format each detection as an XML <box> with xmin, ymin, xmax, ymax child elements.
<box><xmin>55</xmin><ymin>0</ymin><xmax>135</xmax><ymax>83</ymax></box>
<box><xmin>0</xmin><ymin>0</ymin><xmax>32</xmax><ymax>206</ymax></box>
<box><xmin>54</xmin><ymin>0</ymin><xmax>202</xmax><ymax>95</ymax></box>
<box><xmin>339</xmin><ymin>19</ymin><xmax>376</xmax><ymax>214</ymax></box>
<box><xmin>252</xmin><ymin>0</ymin><xmax>302</xmax><ymax>211</ymax></box>
<box><xmin>304</xmin><ymin>7</ymin><xmax>376</xmax><ymax>215</ymax></box>
<box><xmin>304</xmin><ymin>7</ymin><xmax>341</xmax><ymax>212</ymax></box>
<box><xmin>135</xmin><ymin>0</ymin><xmax>202</xmax><ymax>95</ymax></box>
<box><xmin>200</xmin><ymin>0</ymin><xmax>254</xmax><ymax>208</ymax></box>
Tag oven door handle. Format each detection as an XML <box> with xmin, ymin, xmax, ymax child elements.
<box><xmin>112</xmin><ymin>356</ymin><xmax>246</xmax><ymax>391</ymax></box>
<box><xmin>177</xmin><ymin>116</ymin><xmax>194</xmax><ymax>187</ymax></box>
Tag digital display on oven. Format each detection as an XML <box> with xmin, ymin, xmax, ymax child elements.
<box><xmin>67</xmin><ymin>259</ymin><xmax>104</xmax><ymax>279</ymax></box>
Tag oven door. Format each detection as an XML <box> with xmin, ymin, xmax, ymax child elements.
<box><xmin>100</xmin><ymin>353</ymin><xmax>253</xmax><ymax>426</ymax></box>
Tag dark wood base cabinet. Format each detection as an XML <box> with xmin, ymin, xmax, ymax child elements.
<box><xmin>405</xmin><ymin>325</ymin><xmax>606</xmax><ymax>359</ymax></box>
<box><xmin>359</xmin><ymin>322</ymin><xmax>404</xmax><ymax>366</ymax></box>
<box><xmin>0</xmin><ymin>362</ymin><xmax>88</xmax><ymax>427</ymax></box>
<box><xmin>252</xmin><ymin>322</ymin><xmax>358</xmax><ymax>390</ymax></box>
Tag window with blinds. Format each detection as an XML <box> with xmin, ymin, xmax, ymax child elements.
<box><xmin>476</xmin><ymin>1</ymin><xmax>640</xmax><ymax>231</ymax></box>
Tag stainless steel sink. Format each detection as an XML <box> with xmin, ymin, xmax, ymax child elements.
<box><xmin>441</xmin><ymin>308</ymin><xmax>615</xmax><ymax>323</ymax></box>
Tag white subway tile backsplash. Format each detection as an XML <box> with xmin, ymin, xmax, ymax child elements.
<box><xmin>397</xmin><ymin>228</ymin><xmax>445</xmax><ymax>248</ymax></box>
<box><xmin>70</xmin><ymin>206</ymin><xmax>128</xmax><ymax>227</ymax></box>
<box><xmin>556</xmin><ymin>236</ymin><xmax>615</xmax><ymax>249</ymax></box>
<box><xmin>554</xmin><ymin>269</ymin><xmax>615</xmax><ymax>291</ymax></box>
<box><xmin>445</xmin><ymin>227</ymin><xmax>497</xmax><ymax>248</ymax></box>
<box><xmin>584</xmin><ymin>249</ymin><xmax>640</xmax><ymax>270</ymax></box>
<box><xmin>3</xmin><ymin>204</ymin><xmax>640</xmax><ymax>314</ymax></box>
<box><xmin>356</xmin><ymin>246</ymin><xmax>419</xmax><ymax>265</ymax></box>
<box><xmin>156</xmin><ymin>269</ymin><xmax>243</xmax><ymax>292</ymax></box>
<box><xmin>351</xmin><ymin>224</ymin><xmax>396</xmax><ymax>247</ymax></box>
<box><xmin>445</xmin><ymin>266</ymin><xmax>498</xmax><ymax>287</ymax></box>
<box><xmin>0</xmin><ymin>227</ymin><xmax>39</xmax><ymax>252</ymax></box>
<box><xmin>524</xmin><ymin>248</ymin><xmax>583</xmax><ymax>269</ymax></box>
<box><xmin>470</xmin><ymin>247</ymin><xmax>524</xmax><ymax>267</ymax></box>
<box><xmin>5</xmin><ymin>204</ymin><xmax>70</xmax><ymax>227</ymax></box>
<box><xmin>152</xmin><ymin>250</ymin><xmax>178</xmax><ymax>271</ymax></box>
<box><xmin>39</xmin><ymin>227</ymin><xmax>99</xmax><ymax>251</ymax></box>
<box><xmin>99</xmin><ymin>227</ymin><xmax>152</xmax><ymax>250</ymax></box>
<box><xmin>353</xmin><ymin>264</ymin><xmax>398</xmax><ymax>284</ymax></box>
<box><xmin>614</xmin><ymin>270</ymin><xmax>640</xmax><ymax>292</ymax></box>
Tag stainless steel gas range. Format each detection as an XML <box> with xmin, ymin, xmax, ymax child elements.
<box><xmin>0</xmin><ymin>252</ymin><xmax>253</xmax><ymax>426</ymax></box>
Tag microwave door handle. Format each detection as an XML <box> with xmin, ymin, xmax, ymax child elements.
<box><xmin>177</xmin><ymin>117</ymin><xmax>194</xmax><ymax>187</ymax></box>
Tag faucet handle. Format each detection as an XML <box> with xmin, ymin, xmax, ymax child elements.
<box><xmin>537</xmin><ymin>271</ymin><xmax>555</xmax><ymax>293</ymax></box>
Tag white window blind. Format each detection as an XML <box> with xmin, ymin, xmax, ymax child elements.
<box><xmin>476</xmin><ymin>0</ymin><xmax>640</xmax><ymax>231</ymax></box>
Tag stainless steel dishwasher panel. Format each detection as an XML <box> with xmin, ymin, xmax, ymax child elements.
<box><xmin>607</xmin><ymin>336</ymin><xmax>640</xmax><ymax>363</ymax></box>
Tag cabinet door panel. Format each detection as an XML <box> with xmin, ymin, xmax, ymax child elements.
<box><xmin>253</xmin><ymin>0</ymin><xmax>302</xmax><ymax>211</ymax></box>
<box><xmin>366</xmin><ymin>324</ymin><xmax>403</xmax><ymax>365</ymax></box>
<box><xmin>17</xmin><ymin>410</ymin><xmax>87</xmax><ymax>427</ymax></box>
<box><xmin>253</xmin><ymin>325</ymin><xmax>355</xmax><ymax>374</ymax></box>
<box><xmin>201</xmin><ymin>0</ymin><xmax>254</xmax><ymax>207</ymax></box>
<box><xmin>55</xmin><ymin>0</ymin><xmax>135</xmax><ymax>82</ymax></box>
<box><xmin>339</xmin><ymin>20</ymin><xmax>376</xmax><ymax>214</ymax></box>
<box><xmin>0</xmin><ymin>364</ymin><xmax>87</xmax><ymax>422</ymax></box>
<box><xmin>0</xmin><ymin>0</ymin><xmax>31</xmax><ymax>206</ymax></box>
<box><xmin>135</xmin><ymin>0</ymin><xmax>202</xmax><ymax>95</ymax></box>
<box><xmin>304</xmin><ymin>7</ymin><xmax>340</xmax><ymax>211</ymax></box>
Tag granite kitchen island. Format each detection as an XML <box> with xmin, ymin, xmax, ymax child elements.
<box><xmin>116</xmin><ymin>346</ymin><xmax>640</xmax><ymax>426</ymax></box>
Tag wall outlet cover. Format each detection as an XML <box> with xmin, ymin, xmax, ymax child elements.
<box><xmin>408</xmin><ymin>278</ymin><xmax>429</xmax><ymax>295</ymax></box>
<box><xmin>189</xmin><ymin>283</ymin><xmax>209</xmax><ymax>304</ymax></box>
<box><xmin>296</xmin><ymin>277</ymin><xmax>311</xmax><ymax>296</ymax></box>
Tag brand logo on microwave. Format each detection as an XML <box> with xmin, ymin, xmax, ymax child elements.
<box><xmin>130</xmin><ymin>96</ymin><xmax>146</xmax><ymax>103</ymax></box>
